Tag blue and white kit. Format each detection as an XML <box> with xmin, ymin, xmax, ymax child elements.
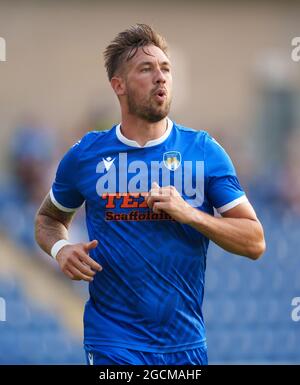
<box><xmin>50</xmin><ymin>118</ymin><xmax>247</xmax><ymax>362</ymax></box>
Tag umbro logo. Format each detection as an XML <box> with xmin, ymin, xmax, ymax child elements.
<box><xmin>103</xmin><ymin>157</ymin><xmax>115</xmax><ymax>171</ymax></box>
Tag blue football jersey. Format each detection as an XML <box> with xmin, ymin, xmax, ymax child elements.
<box><xmin>51</xmin><ymin>118</ymin><xmax>247</xmax><ymax>353</ymax></box>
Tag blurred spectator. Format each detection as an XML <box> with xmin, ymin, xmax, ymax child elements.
<box><xmin>279</xmin><ymin>128</ymin><xmax>300</xmax><ymax>215</ymax></box>
<box><xmin>10</xmin><ymin>115</ymin><xmax>56</xmax><ymax>204</ymax></box>
<box><xmin>0</xmin><ymin>115</ymin><xmax>57</xmax><ymax>251</ymax></box>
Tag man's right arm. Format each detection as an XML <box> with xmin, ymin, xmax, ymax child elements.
<box><xmin>35</xmin><ymin>193</ymin><xmax>102</xmax><ymax>282</ymax></box>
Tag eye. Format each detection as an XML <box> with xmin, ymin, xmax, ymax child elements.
<box><xmin>162</xmin><ymin>67</ymin><xmax>170</xmax><ymax>73</ymax></box>
<box><xmin>141</xmin><ymin>67</ymin><xmax>151</xmax><ymax>72</ymax></box>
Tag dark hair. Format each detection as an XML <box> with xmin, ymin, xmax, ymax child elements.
<box><xmin>103</xmin><ymin>24</ymin><xmax>168</xmax><ymax>80</ymax></box>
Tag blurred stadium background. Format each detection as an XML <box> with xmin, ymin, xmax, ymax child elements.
<box><xmin>0</xmin><ymin>0</ymin><xmax>300</xmax><ymax>364</ymax></box>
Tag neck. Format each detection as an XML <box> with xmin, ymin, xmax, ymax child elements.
<box><xmin>120</xmin><ymin>114</ymin><xmax>168</xmax><ymax>147</ymax></box>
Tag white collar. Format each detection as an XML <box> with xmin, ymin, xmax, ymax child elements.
<box><xmin>116</xmin><ymin>117</ymin><xmax>173</xmax><ymax>148</ymax></box>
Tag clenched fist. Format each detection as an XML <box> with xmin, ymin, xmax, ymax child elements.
<box><xmin>146</xmin><ymin>182</ymin><xmax>195</xmax><ymax>224</ymax></box>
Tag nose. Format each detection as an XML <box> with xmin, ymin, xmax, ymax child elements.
<box><xmin>153</xmin><ymin>68</ymin><xmax>166</xmax><ymax>85</ymax></box>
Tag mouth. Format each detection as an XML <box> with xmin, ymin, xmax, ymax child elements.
<box><xmin>153</xmin><ymin>88</ymin><xmax>167</xmax><ymax>103</ymax></box>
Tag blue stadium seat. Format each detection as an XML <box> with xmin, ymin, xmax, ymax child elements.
<box><xmin>1</xmin><ymin>204</ymin><xmax>300</xmax><ymax>364</ymax></box>
<box><xmin>0</xmin><ymin>275</ymin><xmax>22</xmax><ymax>299</ymax></box>
<box><xmin>0</xmin><ymin>275</ymin><xmax>83</xmax><ymax>364</ymax></box>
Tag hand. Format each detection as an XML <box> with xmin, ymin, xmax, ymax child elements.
<box><xmin>146</xmin><ymin>182</ymin><xmax>194</xmax><ymax>224</ymax></box>
<box><xmin>56</xmin><ymin>240</ymin><xmax>102</xmax><ymax>282</ymax></box>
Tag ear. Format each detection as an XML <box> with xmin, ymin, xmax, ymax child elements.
<box><xmin>111</xmin><ymin>76</ymin><xmax>126</xmax><ymax>96</ymax></box>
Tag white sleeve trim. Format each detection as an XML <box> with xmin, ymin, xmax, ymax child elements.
<box><xmin>49</xmin><ymin>189</ymin><xmax>82</xmax><ymax>213</ymax></box>
<box><xmin>216</xmin><ymin>195</ymin><xmax>248</xmax><ymax>214</ymax></box>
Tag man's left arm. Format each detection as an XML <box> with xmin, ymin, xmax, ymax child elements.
<box><xmin>146</xmin><ymin>183</ymin><xmax>266</xmax><ymax>260</ymax></box>
<box><xmin>187</xmin><ymin>200</ymin><xmax>266</xmax><ymax>260</ymax></box>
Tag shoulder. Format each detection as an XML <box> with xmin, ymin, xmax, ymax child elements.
<box><xmin>78</xmin><ymin>128</ymin><xmax>112</xmax><ymax>148</ymax></box>
<box><xmin>71</xmin><ymin>127</ymin><xmax>115</xmax><ymax>155</ymax></box>
<box><xmin>203</xmin><ymin>132</ymin><xmax>225</xmax><ymax>153</ymax></box>
<box><xmin>173</xmin><ymin>121</ymin><xmax>212</xmax><ymax>149</ymax></box>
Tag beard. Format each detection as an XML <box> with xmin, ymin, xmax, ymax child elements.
<box><xmin>126</xmin><ymin>85</ymin><xmax>172</xmax><ymax>123</ymax></box>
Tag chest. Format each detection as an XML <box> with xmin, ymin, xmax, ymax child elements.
<box><xmin>77</xmin><ymin>145</ymin><xmax>206</xmax><ymax>209</ymax></box>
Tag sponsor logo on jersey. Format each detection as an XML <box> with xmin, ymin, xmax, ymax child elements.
<box><xmin>101</xmin><ymin>192</ymin><xmax>174</xmax><ymax>221</ymax></box>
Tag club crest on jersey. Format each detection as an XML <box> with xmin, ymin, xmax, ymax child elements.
<box><xmin>163</xmin><ymin>151</ymin><xmax>181</xmax><ymax>171</ymax></box>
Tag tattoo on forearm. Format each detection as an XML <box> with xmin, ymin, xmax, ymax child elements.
<box><xmin>35</xmin><ymin>194</ymin><xmax>76</xmax><ymax>255</ymax></box>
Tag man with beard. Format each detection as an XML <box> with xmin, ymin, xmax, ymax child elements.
<box><xmin>35</xmin><ymin>24</ymin><xmax>265</xmax><ymax>365</ymax></box>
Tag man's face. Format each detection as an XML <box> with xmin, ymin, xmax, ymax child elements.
<box><xmin>122</xmin><ymin>45</ymin><xmax>172</xmax><ymax>122</ymax></box>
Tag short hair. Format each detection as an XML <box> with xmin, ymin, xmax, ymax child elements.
<box><xmin>103</xmin><ymin>24</ymin><xmax>168</xmax><ymax>81</ymax></box>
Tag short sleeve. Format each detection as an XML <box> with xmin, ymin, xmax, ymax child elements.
<box><xmin>50</xmin><ymin>141</ymin><xmax>85</xmax><ymax>212</ymax></box>
<box><xmin>204</xmin><ymin>133</ymin><xmax>248</xmax><ymax>214</ymax></box>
